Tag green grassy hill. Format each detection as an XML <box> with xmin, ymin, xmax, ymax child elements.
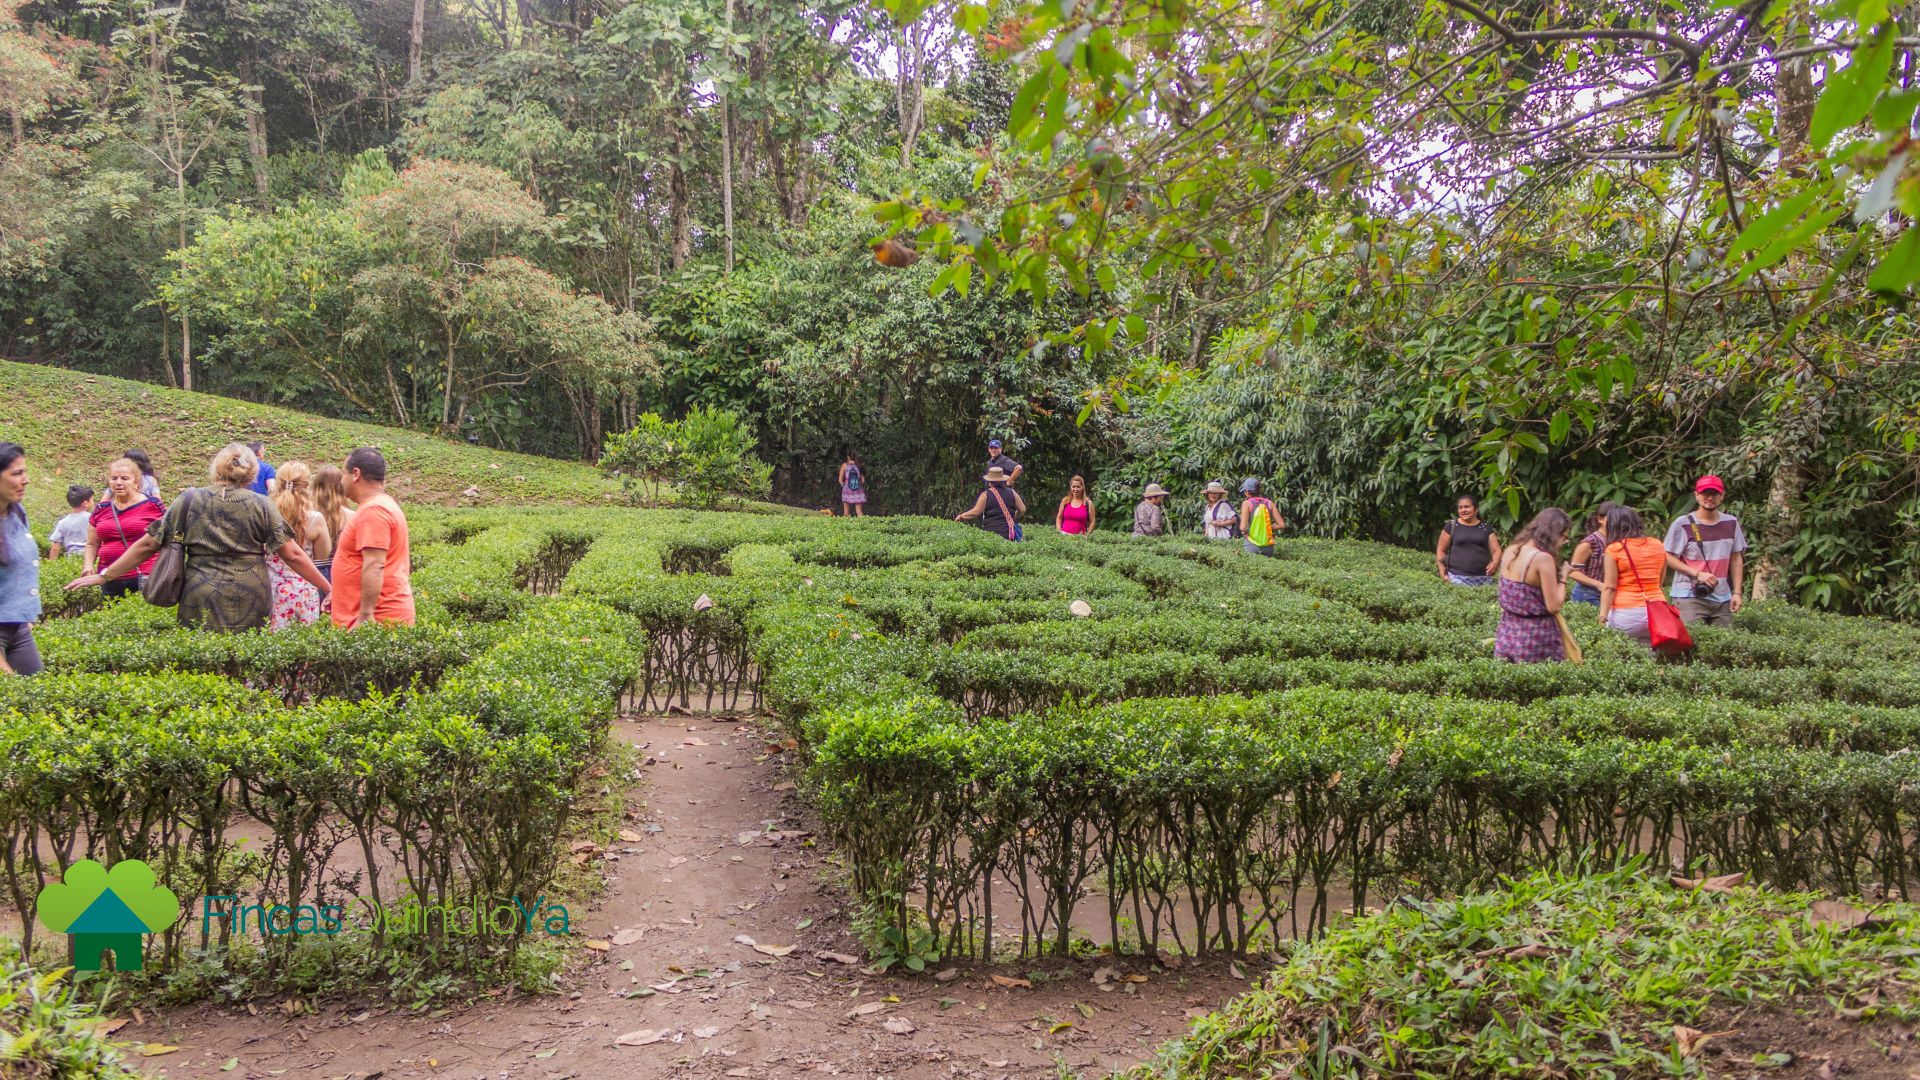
<box><xmin>0</xmin><ymin>361</ymin><xmax>625</xmax><ymax>523</ymax></box>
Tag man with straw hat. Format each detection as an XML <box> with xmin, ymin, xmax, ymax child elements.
<box><xmin>1133</xmin><ymin>482</ymin><xmax>1171</xmax><ymax>537</ymax></box>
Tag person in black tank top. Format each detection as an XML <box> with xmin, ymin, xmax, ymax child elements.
<box><xmin>955</xmin><ymin>467</ymin><xmax>1025</xmax><ymax>540</ymax></box>
<box><xmin>1436</xmin><ymin>494</ymin><xmax>1502</xmax><ymax>585</ymax></box>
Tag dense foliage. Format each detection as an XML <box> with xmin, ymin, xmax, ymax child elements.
<box><xmin>7</xmin><ymin>0</ymin><xmax>1920</xmax><ymax>615</ymax></box>
<box><xmin>1129</xmin><ymin>865</ymin><xmax>1920</xmax><ymax>1078</ymax></box>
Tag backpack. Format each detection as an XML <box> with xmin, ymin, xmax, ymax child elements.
<box><xmin>1248</xmin><ymin>499</ymin><xmax>1275</xmax><ymax>547</ymax></box>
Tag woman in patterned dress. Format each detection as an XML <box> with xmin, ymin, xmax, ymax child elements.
<box><xmin>1494</xmin><ymin>507</ymin><xmax>1571</xmax><ymax>663</ymax></box>
<box><xmin>66</xmin><ymin>444</ymin><xmax>329</xmax><ymax>632</ymax></box>
<box><xmin>266</xmin><ymin>461</ymin><xmax>332</xmax><ymax>629</ymax></box>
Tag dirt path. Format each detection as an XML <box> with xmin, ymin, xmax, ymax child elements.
<box><xmin>142</xmin><ymin>714</ymin><xmax>1262</xmax><ymax>1079</ymax></box>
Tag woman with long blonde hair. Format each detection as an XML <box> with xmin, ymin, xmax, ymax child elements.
<box><xmin>267</xmin><ymin>461</ymin><xmax>333</xmax><ymax>629</ymax></box>
<box><xmin>312</xmin><ymin>465</ymin><xmax>354</xmax><ymax>581</ymax></box>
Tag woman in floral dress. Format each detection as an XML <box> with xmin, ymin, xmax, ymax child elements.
<box><xmin>266</xmin><ymin>461</ymin><xmax>332</xmax><ymax>629</ymax></box>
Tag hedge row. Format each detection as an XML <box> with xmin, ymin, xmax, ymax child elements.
<box><xmin>532</xmin><ymin>515</ymin><xmax>1920</xmax><ymax>962</ymax></box>
<box><xmin>1</xmin><ymin>598</ymin><xmax>636</xmax><ymax>980</ymax></box>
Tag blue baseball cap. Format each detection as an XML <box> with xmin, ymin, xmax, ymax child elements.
<box><xmin>1239</xmin><ymin>477</ymin><xmax>1260</xmax><ymax>494</ymax></box>
<box><xmin>988</xmin><ymin>439</ymin><xmax>1003</xmax><ymax>449</ymax></box>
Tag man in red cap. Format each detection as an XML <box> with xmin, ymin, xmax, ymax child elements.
<box><xmin>1662</xmin><ymin>474</ymin><xmax>1746</xmax><ymax>626</ymax></box>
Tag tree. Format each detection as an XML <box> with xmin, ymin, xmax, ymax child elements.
<box><xmin>872</xmin><ymin>0</ymin><xmax>1920</xmax><ymax>615</ymax></box>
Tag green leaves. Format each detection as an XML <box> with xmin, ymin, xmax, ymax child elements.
<box><xmin>1811</xmin><ymin>29</ymin><xmax>1896</xmax><ymax>150</ymax></box>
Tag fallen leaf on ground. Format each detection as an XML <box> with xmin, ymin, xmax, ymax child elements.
<box><xmin>816</xmin><ymin>951</ymin><xmax>860</xmax><ymax>965</ymax></box>
<box><xmin>1670</xmin><ymin>872</ymin><xmax>1746</xmax><ymax>893</ymax></box>
<box><xmin>569</xmin><ymin>840</ymin><xmax>600</xmax><ymax>854</ymax></box>
<box><xmin>1121</xmin><ymin>974</ymin><xmax>1149</xmax><ymax>984</ymax></box>
<box><xmin>1048</xmin><ymin>1021</ymin><xmax>1074</xmax><ymax>1034</ymax></box>
<box><xmin>990</xmin><ymin>974</ymin><xmax>1033</xmax><ymax>989</ymax></box>
<box><xmin>933</xmin><ymin>968</ymin><xmax>960</xmax><ymax>983</ymax></box>
<box><xmin>1674</xmin><ymin>1025</ymin><xmax>1737</xmax><ymax>1056</ymax></box>
<box><xmin>617</xmin><ymin>829</ymin><xmax>644</xmax><ymax>843</ymax></box>
<box><xmin>692</xmin><ymin>1026</ymin><xmax>719</xmax><ymax>1039</ymax></box>
<box><xmin>583</xmin><ymin>939</ymin><xmax>611</xmax><ymax>952</ymax></box>
<box><xmin>754</xmin><ymin>943</ymin><xmax>797</xmax><ymax>957</ymax></box>
<box><xmin>882</xmin><ymin>1017</ymin><xmax>916</xmax><ymax>1035</ymax></box>
<box><xmin>94</xmin><ymin>1019</ymin><xmax>130</xmax><ymax>1035</ymax></box>
<box><xmin>1809</xmin><ymin>899</ymin><xmax>1873</xmax><ymax>931</ymax></box>
<box><xmin>616</xmin><ymin>1029</ymin><xmax>672</xmax><ymax>1047</ymax></box>
<box><xmin>612</xmin><ymin>927</ymin><xmax>647</xmax><ymax>946</ymax></box>
<box><xmin>1075</xmin><ymin>1002</ymin><xmax>1095</xmax><ymax>1019</ymax></box>
<box><xmin>1473</xmin><ymin>943</ymin><xmax>1568</xmax><ymax>961</ymax></box>
<box><xmin>138</xmin><ymin>1045</ymin><xmax>180</xmax><ymax>1057</ymax></box>
<box><xmin>847</xmin><ymin>1001</ymin><xmax>888</xmax><ymax>1018</ymax></box>
<box><xmin>1090</xmin><ymin>966</ymin><xmax>1116</xmax><ymax>986</ymax></box>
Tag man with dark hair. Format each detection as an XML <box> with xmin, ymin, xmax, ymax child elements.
<box><xmin>986</xmin><ymin>439</ymin><xmax>1023</xmax><ymax>486</ymax></box>
<box><xmin>245</xmin><ymin>442</ymin><xmax>277</xmax><ymax>495</ymax></box>
<box><xmin>330</xmin><ymin>447</ymin><xmax>413</xmax><ymax>628</ymax></box>
<box><xmin>1664</xmin><ymin>474</ymin><xmax>1746</xmax><ymax>627</ymax></box>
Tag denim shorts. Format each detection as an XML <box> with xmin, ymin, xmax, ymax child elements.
<box><xmin>1568</xmin><ymin>582</ymin><xmax>1601</xmax><ymax>605</ymax></box>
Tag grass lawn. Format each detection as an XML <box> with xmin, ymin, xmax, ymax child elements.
<box><xmin>0</xmin><ymin>360</ymin><xmax>630</xmax><ymax>523</ymax></box>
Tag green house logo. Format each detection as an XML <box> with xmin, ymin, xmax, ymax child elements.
<box><xmin>34</xmin><ymin>860</ymin><xmax>179</xmax><ymax>972</ymax></box>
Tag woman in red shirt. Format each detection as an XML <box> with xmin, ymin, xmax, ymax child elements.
<box><xmin>86</xmin><ymin>457</ymin><xmax>165</xmax><ymax>600</ymax></box>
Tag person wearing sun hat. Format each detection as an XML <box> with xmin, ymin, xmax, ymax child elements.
<box><xmin>1132</xmin><ymin>482</ymin><xmax>1170</xmax><ymax>537</ymax></box>
<box><xmin>1201</xmin><ymin>480</ymin><xmax>1237</xmax><ymax>540</ymax></box>
<box><xmin>1663</xmin><ymin>473</ymin><xmax>1746</xmax><ymax>626</ymax></box>
<box><xmin>956</xmin><ymin>466</ymin><xmax>1025</xmax><ymax>540</ymax></box>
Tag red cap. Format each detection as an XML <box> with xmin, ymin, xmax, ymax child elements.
<box><xmin>1694</xmin><ymin>474</ymin><xmax>1725</xmax><ymax>494</ymax></box>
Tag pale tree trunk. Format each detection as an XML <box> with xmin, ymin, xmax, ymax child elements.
<box><xmin>1752</xmin><ymin>460</ymin><xmax>1805</xmax><ymax>601</ymax></box>
<box><xmin>720</xmin><ymin>0</ymin><xmax>735</xmax><ymax>274</ymax></box>
<box><xmin>176</xmin><ymin>169</ymin><xmax>192</xmax><ymax>391</ymax></box>
<box><xmin>9</xmin><ymin>107</ymin><xmax>22</xmax><ymax>146</ymax></box>
<box><xmin>239</xmin><ymin>58</ymin><xmax>271</xmax><ymax>206</ymax></box>
<box><xmin>408</xmin><ymin>0</ymin><xmax>427</xmax><ymax>84</ymax></box>
<box><xmin>1751</xmin><ymin>1</ymin><xmax>1816</xmax><ymax>602</ymax></box>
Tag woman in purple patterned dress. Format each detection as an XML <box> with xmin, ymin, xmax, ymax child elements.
<box><xmin>1494</xmin><ymin>507</ymin><xmax>1571</xmax><ymax>663</ymax></box>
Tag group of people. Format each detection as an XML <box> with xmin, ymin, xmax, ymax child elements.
<box><xmin>1464</xmin><ymin>475</ymin><xmax>1748</xmax><ymax>663</ymax></box>
<box><xmin>0</xmin><ymin>439</ymin><xmax>417</xmax><ymax>677</ymax></box>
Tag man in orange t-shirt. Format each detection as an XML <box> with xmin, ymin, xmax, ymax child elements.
<box><xmin>331</xmin><ymin>447</ymin><xmax>415</xmax><ymax>629</ymax></box>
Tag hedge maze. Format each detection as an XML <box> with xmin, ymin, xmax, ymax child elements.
<box><xmin>7</xmin><ymin>508</ymin><xmax>1920</xmax><ymax>992</ymax></box>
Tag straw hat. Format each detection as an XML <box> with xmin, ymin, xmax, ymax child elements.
<box><xmin>1204</xmin><ymin>480</ymin><xmax>1227</xmax><ymax>495</ymax></box>
<box><xmin>1143</xmin><ymin>482</ymin><xmax>1171</xmax><ymax>498</ymax></box>
<box><xmin>983</xmin><ymin>467</ymin><xmax>1010</xmax><ymax>483</ymax></box>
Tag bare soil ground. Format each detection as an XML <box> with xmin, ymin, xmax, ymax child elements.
<box><xmin>137</xmin><ymin>713</ymin><xmax>1263</xmax><ymax>1080</ymax></box>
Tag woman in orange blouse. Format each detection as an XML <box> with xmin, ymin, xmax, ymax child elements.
<box><xmin>1598</xmin><ymin>505</ymin><xmax>1715</xmax><ymax>644</ymax></box>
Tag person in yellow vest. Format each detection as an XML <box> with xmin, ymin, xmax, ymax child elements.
<box><xmin>1237</xmin><ymin>478</ymin><xmax>1285</xmax><ymax>556</ymax></box>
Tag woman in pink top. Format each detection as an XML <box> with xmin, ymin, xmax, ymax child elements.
<box><xmin>1055</xmin><ymin>474</ymin><xmax>1096</xmax><ymax>535</ymax></box>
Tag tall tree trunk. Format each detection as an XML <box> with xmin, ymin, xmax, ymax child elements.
<box><xmin>239</xmin><ymin>57</ymin><xmax>271</xmax><ymax>206</ymax></box>
<box><xmin>1774</xmin><ymin>1</ymin><xmax>1815</xmax><ymax>162</ymax></box>
<box><xmin>1752</xmin><ymin>459</ymin><xmax>1805</xmax><ymax>602</ymax></box>
<box><xmin>176</xmin><ymin>171</ymin><xmax>192</xmax><ymax>392</ymax></box>
<box><xmin>8</xmin><ymin>106</ymin><xmax>22</xmax><ymax>147</ymax></box>
<box><xmin>720</xmin><ymin>0</ymin><xmax>735</xmax><ymax>274</ymax></box>
<box><xmin>408</xmin><ymin>0</ymin><xmax>427</xmax><ymax>84</ymax></box>
<box><xmin>666</xmin><ymin>85</ymin><xmax>693</xmax><ymax>269</ymax></box>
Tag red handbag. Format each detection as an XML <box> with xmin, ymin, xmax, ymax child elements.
<box><xmin>1623</xmin><ymin>545</ymin><xmax>1693</xmax><ymax>655</ymax></box>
